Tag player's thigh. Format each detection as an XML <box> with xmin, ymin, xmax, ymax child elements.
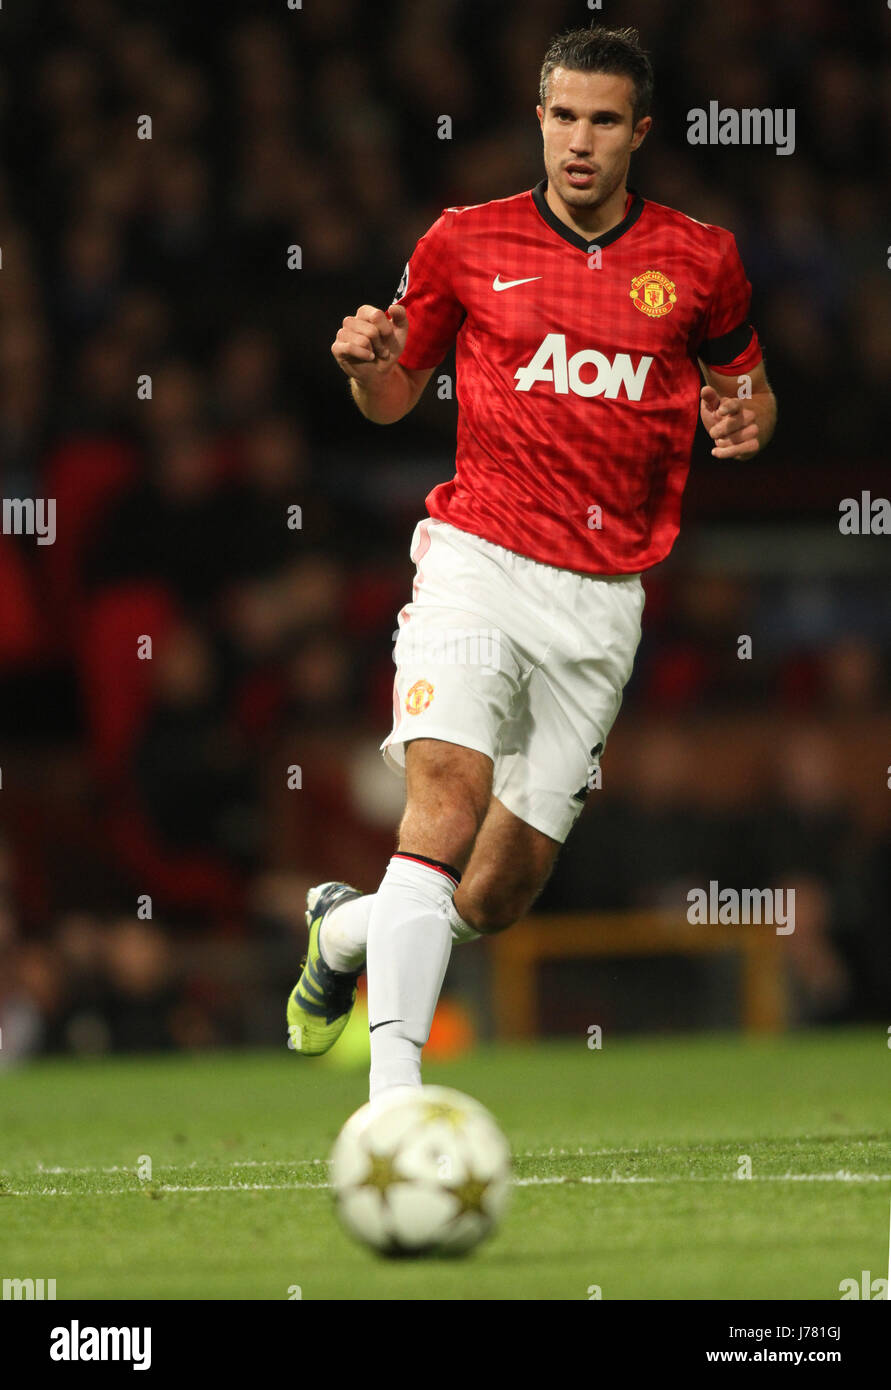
<box><xmin>381</xmin><ymin>520</ymin><xmax>528</xmax><ymax>782</ymax></box>
<box><xmin>493</xmin><ymin>574</ymin><xmax>644</xmax><ymax>844</ymax></box>
<box><xmin>399</xmin><ymin>737</ymin><xmax>494</xmax><ymax>871</ymax></box>
<box><xmin>456</xmin><ymin>795</ymin><xmax>561</xmax><ymax>933</ymax></box>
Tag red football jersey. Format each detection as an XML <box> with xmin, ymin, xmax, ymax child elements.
<box><xmin>395</xmin><ymin>181</ymin><xmax>763</xmax><ymax>574</ymax></box>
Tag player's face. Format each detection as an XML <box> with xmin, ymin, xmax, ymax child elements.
<box><xmin>537</xmin><ymin>68</ymin><xmax>651</xmax><ymax>213</ymax></box>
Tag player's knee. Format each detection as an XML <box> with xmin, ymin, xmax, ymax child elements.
<box><xmin>400</xmin><ymin>741</ymin><xmax>491</xmax><ymax>867</ymax></box>
<box><xmin>397</xmin><ymin>803</ymin><xmax>480</xmax><ymax>871</ymax></box>
<box><xmin>399</xmin><ymin>780</ymin><xmax>487</xmax><ymax>871</ymax></box>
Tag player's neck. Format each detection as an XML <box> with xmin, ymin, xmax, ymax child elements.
<box><xmin>543</xmin><ymin>179</ymin><xmax>631</xmax><ymax>243</ymax></box>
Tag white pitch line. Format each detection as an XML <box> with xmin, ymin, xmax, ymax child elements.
<box><xmin>7</xmin><ymin>1184</ymin><xmax>329</xmax><ymax>1196</ymax></box>
<box><xmin>28</xmin><ymin>1160</ymin><xmax>326</xmax><ymax>1175</ymax></box>
<box><xmin>517</xmin><ymin>1172</ymin><xmax>891</xmax><ymax>1186</ymax></box>
<box><xmin>4</xmin><ymin>1171</ymin><xmax>891</xmax><ymax>1197</ymax></box>
<box><xmin>21</xmin><ymin>1141</ymin><xmax>887</xmax><ymax>1177</ymax></box>
<box><xmin>2</xmin><ymin>1182</ymin><xmax>329</xmax><ymax>1196</ymax></box>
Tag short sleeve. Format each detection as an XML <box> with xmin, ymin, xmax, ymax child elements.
<box><xmin>393</xmin><ymin>211</ymin><xmax>465</xmax><ymax>370</ymax></box>
<box><xmin>696</xmin><ymin>232</ymin><xmax>763</xmax><ymax>375</ymax></box>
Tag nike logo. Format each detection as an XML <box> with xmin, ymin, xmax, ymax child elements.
<box><xmin>369</xmin><ymin>1019</ymin><xmax>404</xmax><ymax>1033</ymax></box>
<box><xmin>492</xmin><ymin>274</ymin><xmax>543</xmax><ymax>292</ymax></box>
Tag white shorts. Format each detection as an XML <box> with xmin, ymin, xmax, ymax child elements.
<box><xmin>381</xmin><ymin>519</ymin><xmax>645</xmax><ymax>843</ymax></box>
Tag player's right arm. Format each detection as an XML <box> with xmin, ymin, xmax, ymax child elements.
<box><xmin>331</xmin><ymin>303</ymin><xmax>433</xmax><ymax>425</ymax></box>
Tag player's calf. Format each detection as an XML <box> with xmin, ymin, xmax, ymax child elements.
<box><xmin>453</xmin><ymin>795</ymin><xmax>561</xmax><ymax>934</ymax></box>
<box><xmin>364</xmin><ymin>740</ymin><xmax>493</xmax><ymax>1096</ymax></box>
<box><xmin>453</xmin><ymin>877</ymin><xmax>543</xmax><ymax>935</ymax></box>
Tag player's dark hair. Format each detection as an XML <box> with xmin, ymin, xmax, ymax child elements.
<box><xmin>539</xmin><ymin>25</ymin><xmax>653</xmax><ymax>127</ymax></box>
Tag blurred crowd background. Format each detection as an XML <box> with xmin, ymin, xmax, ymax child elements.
<box><xmin>0</xmin><ymin>0</ymin><xmax>888</xmax><ymax>1062</ymax></box>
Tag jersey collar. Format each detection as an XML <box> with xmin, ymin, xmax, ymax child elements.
<box><xmin>531</xmin><ymin>178</ymin><xmax>644</xmax><ymax>252</ymax></box>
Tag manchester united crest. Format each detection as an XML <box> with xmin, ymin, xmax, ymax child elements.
<box><xmin>405</xmin><ymin>679</ymin><xmax>434</xmax><ymax>715</ymax></box>
<box><xmin>630</xmin><ymin>269</ymin><xmax>677</xmax><ymax>318</ymax></box>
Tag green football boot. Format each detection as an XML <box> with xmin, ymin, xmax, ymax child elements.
<box><xmin>286</xmin><ymin>881</ymin><xmax>363</xmax><ymax>1056</ymax></box>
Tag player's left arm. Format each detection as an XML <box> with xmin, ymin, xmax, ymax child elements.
<box><xmin>697</xmin><ymin>361</ymin><xmax>777</xmax><ymax>460</ymax></box>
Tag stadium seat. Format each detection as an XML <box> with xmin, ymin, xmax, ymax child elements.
<box><xmin>77</xmin><ymin>581</ymin><xmax>244</xmax><ymax>916</ymax></box>
<box><xmin>0</xmin><ymin>534</ymin><xmax>45</xmax><ymax>666</ymax></box>
<box><xmin>77</xmin><ymin>582</ymin><xmax>178</xmax><ymax>781</ymax></box>
<box><xmin>41</xmin><ymin>438</ymin><xmax>138</xmax><ymax>643</ymax></box>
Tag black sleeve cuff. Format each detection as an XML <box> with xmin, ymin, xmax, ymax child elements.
<box><xmin>698</xmin><ymin>321</ymin><xmax>755</xmax><ymax>366</ymax></box>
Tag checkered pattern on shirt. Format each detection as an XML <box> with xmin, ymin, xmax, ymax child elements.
<box><xmin>395</xmin><ymin>185</ymin><xmax>763</xmax><ymax>575</ymax></box>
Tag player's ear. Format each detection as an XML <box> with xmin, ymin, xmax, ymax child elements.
<box><xmin>630</xmin><ymin>115</ymin><xmax>652</xmax><ymax>152</ymax></box>
<box><xmin>536</xmin><ymin>104</ymin><xmax>544</xmax><ymax>133</ymax></box>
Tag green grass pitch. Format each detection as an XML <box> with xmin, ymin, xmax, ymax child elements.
<box><xmin>1</xmin><ymin>1028</ymin><xmax>889</xmax><ymax>1300</ymax></box>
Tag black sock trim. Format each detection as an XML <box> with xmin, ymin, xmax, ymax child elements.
<box><xmin>392</xmin><ymin>852</ymin><xmax>461</xmax><ymax>885</ymax></box>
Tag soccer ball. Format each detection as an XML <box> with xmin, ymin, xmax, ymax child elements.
<box><xmin>330</xmin><ymin>1085</ymin><xmax>511</xmax><ymax>1257</ymax></box>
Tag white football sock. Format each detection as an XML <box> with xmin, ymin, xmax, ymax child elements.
<box><xmin>319</xmin><ymin>894</ymin><xmax>373</xmax><ymax>973</ymax></box>
<box><xmin>320</xmin><ymin>886</ymin><xmax>479</xmax><ymax>973</ymax></box>
<box><xmin>366</xmin><ymin>854</ymin><xmax>457</xmax><ymax>1098</ymax></box>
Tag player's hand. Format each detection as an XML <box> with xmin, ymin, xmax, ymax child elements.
<box><xmin>699</xmin><ymin>385</ymin><xmax>760</xmax><ymax>459</ymax></box>
<box><xmin>331</xmin><ymin>303</ymin><xmax>409</xmax><ymax>382</ymax></box>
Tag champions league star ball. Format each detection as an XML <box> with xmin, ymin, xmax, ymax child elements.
<box><xmin>330</xmin><ymin>1086</ymin><xmax>511</xmax><ymax>1257</ymax></box>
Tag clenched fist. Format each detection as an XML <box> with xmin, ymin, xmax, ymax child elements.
<box><xmin>331</xmin><ymin>303</ymin><xmax>409</xmax><ymax>383</ymax></box>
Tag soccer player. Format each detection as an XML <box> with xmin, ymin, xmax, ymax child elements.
<box><xmin>287</xmin><ymin>25</ymin><xmax>776</xmax><ymax>1096</ymax></box>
